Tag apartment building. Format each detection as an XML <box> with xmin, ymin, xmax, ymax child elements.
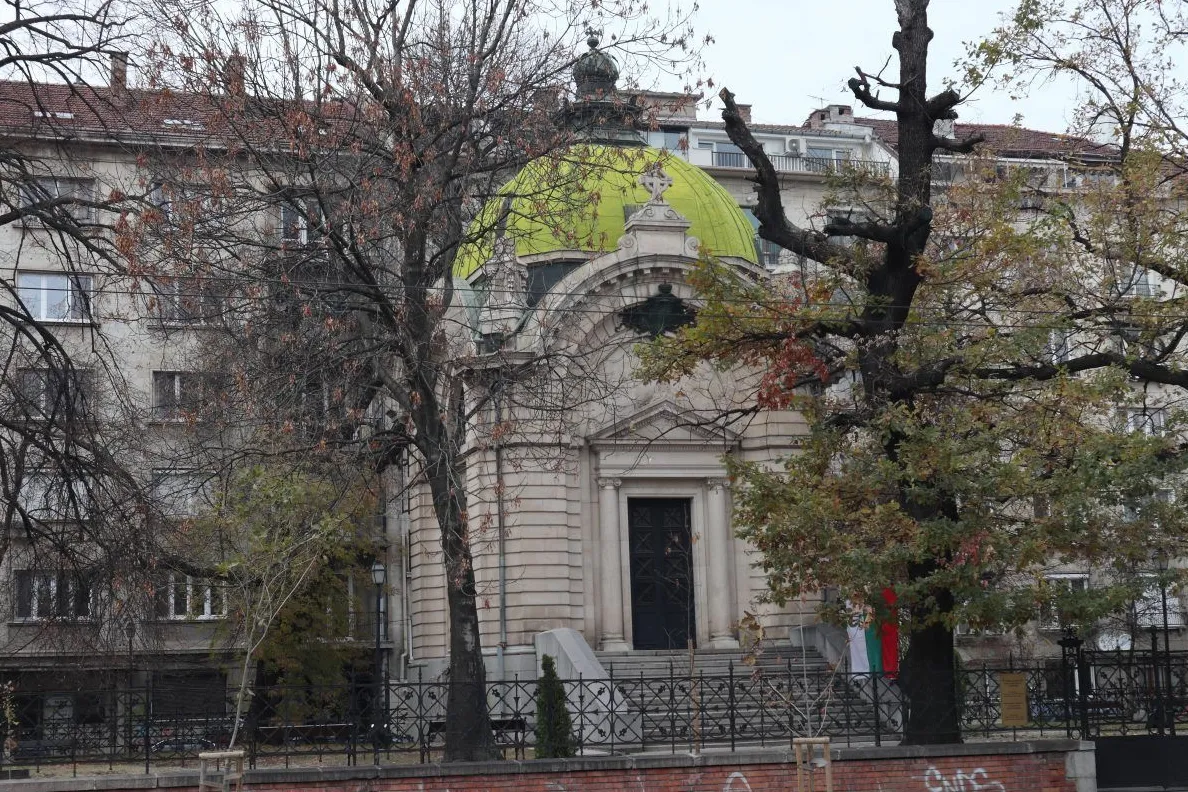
<box><xmin>0</xmin><ymin>61</ymin><xmax>396</xmax><ymax>737</ymax></box>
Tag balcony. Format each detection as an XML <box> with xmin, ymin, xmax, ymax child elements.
<box><xmin>708</xmin><ymin>150</ymin><xmax>891</xmax><ymax>177</ymax></box>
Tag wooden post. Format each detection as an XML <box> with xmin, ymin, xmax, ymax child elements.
<box><xmin>793</xmin><ymin>736</ymin><xmax>833</xmax><ymax>792</ymax></box>
<box><xmin>198</xmin><ymin>749</ymin><xmax>245</xmax><ymax>792</ymax></box>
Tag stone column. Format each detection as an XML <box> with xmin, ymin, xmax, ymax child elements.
<box><xmin>597</xmin><ymin>477</ymin><xmax>630</xmax><ymax>651</ymax></box>
<box><xmin>706</xmin><ymin>478</ymin><xmax>740</xmax><ymax>649</ymax></box>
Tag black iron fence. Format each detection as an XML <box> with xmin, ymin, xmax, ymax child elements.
<box><xmin>5</xmin><ymin>653</ymin><xmax>1188</xmax><ymax>772</ymax></box>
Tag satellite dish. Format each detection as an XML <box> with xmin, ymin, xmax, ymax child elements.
<box><xmin>1097</xmin><ymin>631</ymin><xmax>1132</xmax><ymax>651</ymax></box>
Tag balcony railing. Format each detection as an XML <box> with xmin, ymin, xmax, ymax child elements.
<box><xmin>711</xmin><ymin>151</ymin><xmax>891</xmax><ymax>177</ymax></box>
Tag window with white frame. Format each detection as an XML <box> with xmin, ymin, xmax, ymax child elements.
<box><xmin>150</xmin><ymin>470</ymin><xmax>212</xmax><ymax>517</ymax></box>
<box><xmin>20</xmin><ymin>177</ymin><xmax>95</xmax><ymax>222</ymax></box>
<box><xmin>1121</xmin><ymin>267</ymin><xmax>1155</xmax><ymax>299</ymax></box>
<box><xmin>1049</xmin><ymin>330</ymin><xmax>1073</xmax><ymax>365</ymax></box>
<box><xmin>805</xmin><ymin>146</ymin><xmax>852</xmax><ymax>172</ymax></box>
<box><xmin>1039</xmin><ymin>573</ymin><xmax>1089</xmax><ymax>629</ymax></box>
<box><xmin>1123</xmin><ymin>406</ymin><xmax>1167</xmax><ymax>436</ymax></box>
<box><xmin>151</xmin><ymin>371</ymin><xmax>204</xmax><ymax>420</ymax></box>
<box><xmin>14</xmin><ymin>569</ymin><xmax>93</xmax><ymax>620</ymax></box>
<box><xmin>149</xmin><ymin>182</ymin><xmax>221</xmax><ymax>225</ymax></box>
<box><xmin>16</xmin><ymin>471</ymin><xmax>90</xmax><ymax>522</ymax></box>
<box><xmin>294</xmin><ymin>377</ymin><xmax>349</xmax><ymax>434</ymax></box>
<box><xmin>280</xmin><ymin>199</ymin><xmax>323</xmax><ymax>246</ymax></box>
<box><xmin>1124</xmin><ymin>488</ymin><xmax>1173</xmax><ymax>523</ymax></box>
<box><xmin>148</xmin><ymin>181</ymin><xmax>174</xmax><ymax>220</ymax></box>
<box><xmin>15</xmin><ymin>367</ymin><xmax>91</xmax><ymax>419</ymax></box>
<box><xmin>932</xmin><ymin>159</ymin><xmax>965</xmax><ymax>183</ymax></box>
<box><xmin>655</xmin><ymin>129</ymin><xmax>693</xmax><ymax>153</ymax></box>
<box><xmin>154</xmin><ymin>573</ymin><xmax>225</xmax><ymax>620</ymax></box>
<box><xmin>741</xmin><ymin>208</ymin><xmax>781</xmax><ymax>269</ymax></box>
<box><xmin>710</xmin><ymin>141</ymin><xmax>749</xmax><ymax>168</ymax></box>
<box><xmin>17</xmin><ymin>272</ymin><xmax>92</xmax><ymax>322</ymax></box>
<box><xmin>1135</xmin><ymin>575</ymin><xmax>1186</xmax><ymax>628</ymax></box>
<box><xmin>150</xmin><ymin>277</ymin><xmax>226</xmax><ymax>325</ymax></box>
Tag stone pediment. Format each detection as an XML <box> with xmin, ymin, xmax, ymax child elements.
<box><xmin>589</xmin><ymin>401</ymin><xmax>739</xmax><ymax>448</ymax></box>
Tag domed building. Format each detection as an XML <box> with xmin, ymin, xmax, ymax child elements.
<box><xmin>403</xmin><ymin>36</ymin><xmax>809</xmax><ymax>683</ymax></box>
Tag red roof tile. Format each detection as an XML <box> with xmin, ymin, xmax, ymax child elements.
<box><xmin>853</xmin><ymin>115</ymin><xmax>1117</xmax><ymax>160</ymax></box>
<box><xmin>0</xmin><ymin>79</ymin><xmax>225</xmax><ymax>139</ymax></box>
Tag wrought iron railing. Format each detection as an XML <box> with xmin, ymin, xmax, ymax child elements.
<box><xmin>5</xmin><ymin>653</ymin><xmax>1186</xmax><ymax>772</ymax></box>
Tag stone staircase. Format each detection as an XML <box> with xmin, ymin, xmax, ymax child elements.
<box><xmin>595</xmin><ymin>644</ymin><xmax>833</xmax><ymax>678</ymax></box>
<box><xmin>587</xmin><ymin>645</ymin><xmax>897</xmax><ymax>747</ymax></box>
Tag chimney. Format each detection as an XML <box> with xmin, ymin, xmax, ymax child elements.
<box><xmin>736</xmin><ymin>103</ymin><xmax>752</xmax><ymax>124</ymax></box>
<box><xmin>110</xmin><ymin>52</ymin><xmax>128</xmax><ymax>92</ymax></box>
<box><xmin>226</xmin><ymin>53</ymin><xmax>245</xmax><ymax>96</ymax></box>
<box><xmin>807</xmin><ymin>104</ymin><xmax>852</xmax><ymax>130</ymax></box>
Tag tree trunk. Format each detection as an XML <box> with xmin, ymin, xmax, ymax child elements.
<box><xmin>424</xmin><ymin>449</ymin><xmax>499</xmax><ymax>762</ymax></box>
<box><xmin>879</xmin><ymin>1</ymin><xmax>963</xmax><ymax>745</ymax></box>
<box><xmin>899</xmin><ymin>563</ymin><xmax>959</xmax><ymax>744</ymax></box>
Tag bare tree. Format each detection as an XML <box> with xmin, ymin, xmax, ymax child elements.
<box><xmin>128</xmin><ymin>0</ymin><xmax>696</xmax><ymax>760</ymax></box>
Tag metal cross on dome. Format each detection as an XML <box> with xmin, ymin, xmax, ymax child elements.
<box><xmin>639</xmin><ymin>163</ymin><xmax>673</xmax><ymax>203</ymax></box>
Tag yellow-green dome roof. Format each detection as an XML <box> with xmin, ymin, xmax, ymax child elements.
<box><xmin>454</xmin><ymin>145</ymin><xmax>758</xmax><ymax>278</ymax></box>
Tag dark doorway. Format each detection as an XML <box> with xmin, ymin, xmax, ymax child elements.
<box><xmin>628</xmin><ymin>498</ymin><xmax>695</xmax><ymax>650</ymax></box>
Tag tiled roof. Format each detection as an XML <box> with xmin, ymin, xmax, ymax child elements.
<box><xmin>0</xmin><ymin>79</ymin><xmax>359</xmax><ymax>145</ymax></box>
<box><xmin>0</xmin><ymin>79</ymin><xmax>222</xmax><ymax>139</ymax></box>
<box><xmin>694</xmin><ymin>120</ymin><xmax>812</xmax><ymax>136</ymax></box>
<box><xmin>853</xmin><ymin>115</ymin><xmax>1117</xmax><ymax>160</ymax></box>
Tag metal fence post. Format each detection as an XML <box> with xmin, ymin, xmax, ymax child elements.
<box><xmin>639</xmin><ymin>668</ymin><xmax>647</xmax><ymax>753</ymax></box>
<box><xmin>728</xmin><ymin>660</ymin><xmax>736</xmax><ymax>752</ymax></box>
<box><xmin>668</xmin><ymin>660</ymin><xmax>676</xmax><ymax>754</ymax></box>
<box><xmin>873</xmin><ymin>671</ymin><xmax>881</xmax><ymax>747</ymax></box>
<box><xmin>1151</xmin><ymin>628</ymin><xmax>1166</xmax><ymax>736</ymax></box>
<box><xmin>143</xmin><ymin>678</ymin><xmax>152</xmax><ymax>775</ymax></box>
<box><xmin>608</xmin><ymin>663</ymin><xmax>616</xmax><ymax>755</ymax></box>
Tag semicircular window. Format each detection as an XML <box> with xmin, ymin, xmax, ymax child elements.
<box><xmin>619</xmin><ymin>284</ymin><xmax>695</xmax><ymax>338</ymax></box>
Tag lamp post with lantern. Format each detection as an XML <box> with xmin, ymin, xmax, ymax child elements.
<box><xmin>370</xmin><ymin>558</ymin><xmax>387</xmax><ymax>762</ymax></box>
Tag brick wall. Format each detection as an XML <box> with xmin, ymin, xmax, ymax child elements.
<box><xmin>7</xmin><ymin>740</ymin><xmax>1096</xmax><ymax>792</ymax></box>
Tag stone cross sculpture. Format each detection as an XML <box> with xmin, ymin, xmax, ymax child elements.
<box><xmin>639</xmin><ymin>163</ymin><xmax>673</xmax><ymax>203</ymax></box>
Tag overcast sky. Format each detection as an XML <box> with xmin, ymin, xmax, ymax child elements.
<box><xmin>680</xmin><ymin>0</ymin><xmax>1076</xmax><ymax>133</ymax></box>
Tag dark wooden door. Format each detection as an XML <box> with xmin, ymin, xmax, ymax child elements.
<box><xmin>628</xmin><ymin>498</ymin><xmax>694</xmax><ymax>650</ymax></box>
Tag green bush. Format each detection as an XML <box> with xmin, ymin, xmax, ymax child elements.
<box><xmin>534</xmin><ymin>654</ymin><xmax>574</xmax><ymax>758</ymax></box>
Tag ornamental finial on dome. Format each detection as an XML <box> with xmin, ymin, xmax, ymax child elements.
<box><xmin>639</xmin><ymin>163</ymin><xmax>673</xmax><ymax>203</ymax></box>
<box><xmin>574</xmin><ymin>26</ymin><xmax>619</xmax><ymax>99</ymax></box>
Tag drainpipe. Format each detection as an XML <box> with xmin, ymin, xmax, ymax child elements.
<box><xmin>493</xmin><ymin>379</ymin><xmax>509</xmax><ymax>681</ymax></box>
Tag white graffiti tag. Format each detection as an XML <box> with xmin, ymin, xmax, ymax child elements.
<box><xmin>722</xmin><ymin>771</ymin><xmax>753</xmax><ymax>792</ymax></box>
<box><xmin>922</xmin><ymin>767</ymin><xmax>1006</xmax><ymax>792</ymax></box>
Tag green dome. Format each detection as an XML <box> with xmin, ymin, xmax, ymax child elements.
<box><xmin>454</xmin><ymin>145</ymin><xmax>758</xmax><ymax>279</ymax></box>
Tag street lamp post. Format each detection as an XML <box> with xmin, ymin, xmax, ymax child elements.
<box><xmin>370</xmin><ymin>558</ymin><xmax>387</xmax><ymax>764</ymax></box>
<box><xmin>1157</xmin><ymin>553</ymin><xmax>1176</xmax><ymax>736</ymax></box>
<box><xmin>124</xmin><ymin>619</ymin><xmax>136</xmax><ymax>754</ymax></box>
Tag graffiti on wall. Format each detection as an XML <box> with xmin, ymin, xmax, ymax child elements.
<box><xmin>922</xmin><ymin>767</ymin><xmax>1006</xmax><ymax>792</ymax></box>
<box><xmin>722</xmin><ymin>771</ymin><xmax>753</xmax><ymax>792</ymax></box>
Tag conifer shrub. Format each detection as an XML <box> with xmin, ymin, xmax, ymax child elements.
<box><xmin>534</xmin><ymin>654</ymin><xmax>575</xmax><ymax>758</ymax></box>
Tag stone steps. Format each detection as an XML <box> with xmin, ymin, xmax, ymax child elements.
<box><xmin>594</xmin><ymin>645</ymin><xmax>833</xmax><ymax>679</ymax></box>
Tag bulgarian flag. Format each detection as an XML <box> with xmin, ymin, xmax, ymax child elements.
<box><xmin>847</xmin><ymin>588</ymin><xmax>899</xmax><ymax>678</ymax></box>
